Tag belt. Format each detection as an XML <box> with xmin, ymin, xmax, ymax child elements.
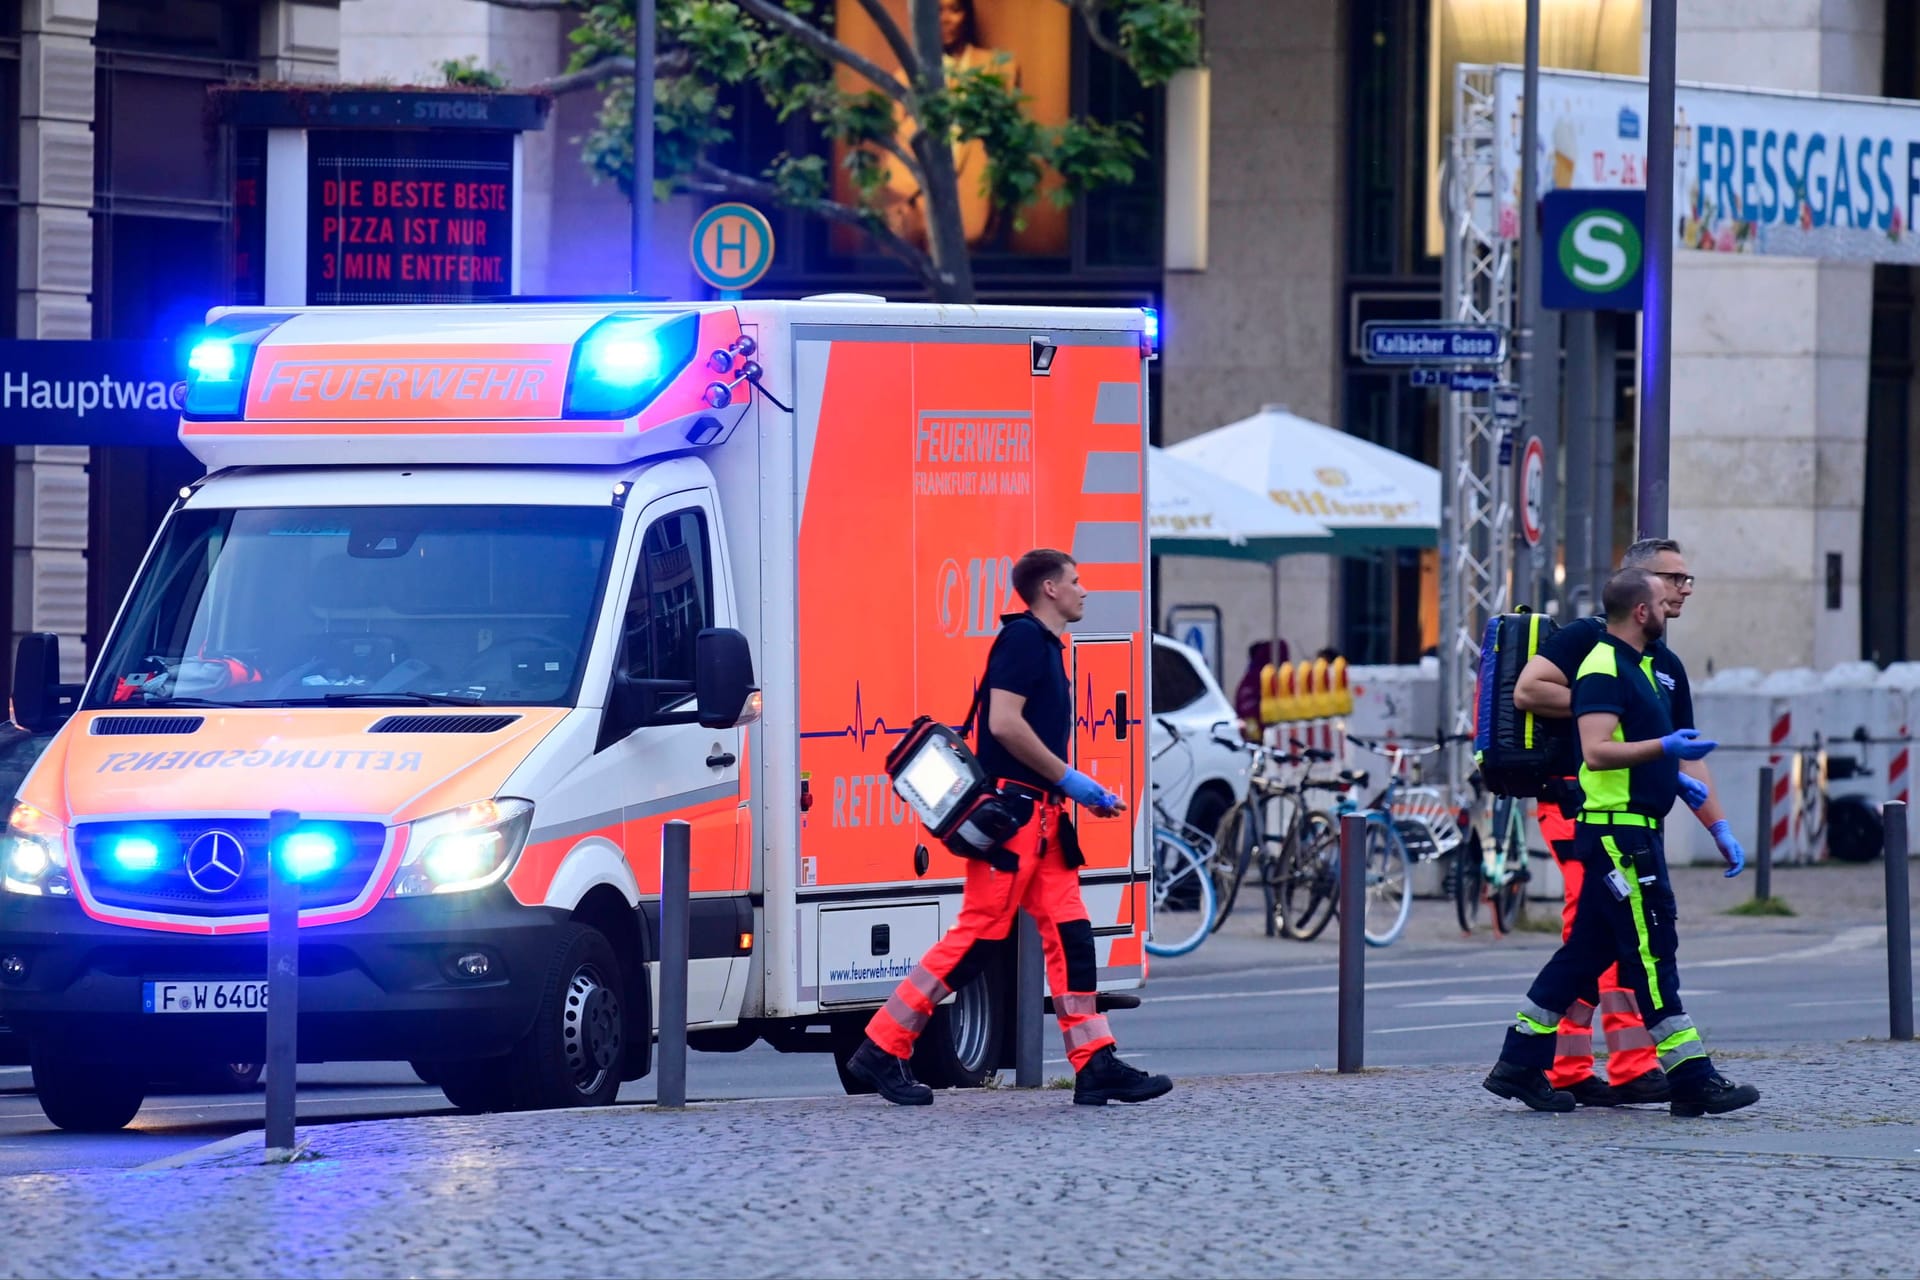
<box><xmin>998</xmin><ymin>779</ymin><xmax>1064</xmax><ymax>805</ymax></box>
<box><xmin>1578</xmin><ymin>811</ymin><xmax>1661</xmax><ymax>829</ymax></box>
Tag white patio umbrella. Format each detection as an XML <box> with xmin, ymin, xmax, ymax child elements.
<box><xmin>1169</xmin><ymin>404</ymin><xmax>1441</xmax><ymax>551</ymax></box>
<box><xmin>1148</xmin><ymin>445</ymin><xmax>1334</xmax><ymax>561</ymax></box>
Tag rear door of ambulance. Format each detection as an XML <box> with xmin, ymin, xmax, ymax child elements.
<box><xmin>788</xmin><ymin>311</ymin><xmax>1150</xmax><ymax>1011</ymax></box>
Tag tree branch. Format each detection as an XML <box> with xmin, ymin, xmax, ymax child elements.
<box><xmin>735</xmin><ymin>0</ymin><xmax>910</xmax><ymax>105</ymax></box>
<box><xmin>1052</xmin><ymin>0</ymin><xmax>1130</xmax><ymax>64</ymax></box>
<box><xmin>688</xmin><ymin>159</ymin><xmax>938</xmax><ymax>288</ymax></box>
<box><xmin>874</xmin><ymin>130</ymin><xmax>925</xmax><ymax>190</ymax></box>
<box><xmin>855</xmin><ymin>0</ymin><xmax>921</xmax><ymax>83</ymax></box>
<box><xmin>529</xmin><ymin>49</ymin><xmax>690</xmax><ymax>96</ymax></box>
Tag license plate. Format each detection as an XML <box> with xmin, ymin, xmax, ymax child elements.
<box><xmin>142</xmin><ymin>980</ymin><xmax>269</xmax><ymax>1014</ymax></box>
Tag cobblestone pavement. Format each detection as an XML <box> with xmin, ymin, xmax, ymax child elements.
<box><xmin>6</xmin><ymin>1039</ymin><xmax>1917</xmax><ymax>1279</ymax></box>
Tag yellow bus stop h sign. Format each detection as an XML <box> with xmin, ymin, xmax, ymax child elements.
<box><xmin>691</xmin><ymin>202</ymin><xmax>775</xmax><ymax>298</ymax></box>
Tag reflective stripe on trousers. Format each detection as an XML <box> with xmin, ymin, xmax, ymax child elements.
<box><xmin>1649</xmin><ymin>1014</ymin><xmax>1708</xmax><ymax>1071</ymax></box>
<box><xmin>1546</xmin><ymin>837</ymin><xmax>1662</xmax><ymax>1088</ymax></box>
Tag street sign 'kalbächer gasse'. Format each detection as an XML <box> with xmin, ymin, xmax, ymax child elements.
<box><xmin>1359</xmin><ymin>322</ymin><xmax>1508</xmax><ymax>366</ymax></box>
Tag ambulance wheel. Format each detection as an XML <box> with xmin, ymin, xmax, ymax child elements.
<box><xmin>30</xmin><ymin>1049</ymin><xmax>146</xmax><ymax>1132</ymax></box>
<box><xmin>508</xmin><ymin>922</ymin><xmax>626</xmax><ymax>1110</ymax></box>
<box><xmin>912</xmin><ymin>965</ymin><xmax>1003</xmax><ymax>1089</ymax></box>
<box><xmin>436</xmin><ymin>1061</ymin><xmax>516</xmax><ymax>1113</ymax></box>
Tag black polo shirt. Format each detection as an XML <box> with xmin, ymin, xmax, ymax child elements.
<box><xmin>1572</xmin><ymin>632</ymin><xmax>1680</xmax><ymax>817</ymax></box>
<box><xmin>974</xmin><ymin>612</ymin><xmax>1072</xmax><ymax>793</ymax></box>
<box><xmin>1539</xmin><ymin>614</ymin><xmax>1694</xmax><ymax>776</ymax></box>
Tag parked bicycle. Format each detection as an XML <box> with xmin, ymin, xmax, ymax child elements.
<box><xmin>1144</xmin><ymin>719</ymin><xmax>1218</xmax><ymax>958</ymax></box>
<box><xmin>1318</xmin><ymin>737</ymin><xmax>1456</xmax><ymax>948</ymax></box>
<box><xmin>1453</xmin><ymin>783</ymin><xmax>1531</xmax><ymax>935</ymax></box>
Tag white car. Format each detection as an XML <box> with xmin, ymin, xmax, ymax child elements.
<box><xmin>1148</xmin><ymin>633</ymin><xmax>1251</xmax><ymax>846</ymax></box>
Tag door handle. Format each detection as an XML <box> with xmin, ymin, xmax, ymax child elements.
<box><xmin>706</xmin><ymin>751</ymin><xmax>737</xmax><ymax>769</ymax></box>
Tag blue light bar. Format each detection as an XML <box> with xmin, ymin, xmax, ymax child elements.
<box><xmin>103</xmin><ymin>835</ymin><xmax>162</xmax><ymax>876</ymax></box>
<box><xmin>1141</xmin><ymin>307</ymin><xmax>1161</xmax><ymax>356</ymax></box>
<box><xmin>279</xmin><ymin>830</ymin><xmax>344</xmax><ymax>883</ymax></box>
<box><xmin>184</xmin><ymin>334</ymin><xmax>257</xmax><ymax>418</ymax></box>
<box><xmin>565</xmin><ymin>312</ymin><xmax>700</xmax><ymax>418</ymax></box>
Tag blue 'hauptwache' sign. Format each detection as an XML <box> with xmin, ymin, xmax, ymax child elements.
<box><xmin>0</xmin><ymin>340</ymin><xmax>187</xmax><ymax>446</ymax></box>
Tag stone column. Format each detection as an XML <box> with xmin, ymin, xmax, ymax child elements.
<box><xmin>15</xmin><ymin>0</ymin><xmax>96</xmax><ymax>684</ymax></box>
<box><xmin>1157</xmin><ymin>0</ymin><xmax>1344</xmax><ymax>676</ymax></box>
<box><xmin>260</xmin><ymin>0</ymin><xmax>341</xmax><ymax>83</ymax></box>
<box><xmin>1669</xmin><ymin>1</ymin><xmax>1883</xmax><ymax>672</ymax></box>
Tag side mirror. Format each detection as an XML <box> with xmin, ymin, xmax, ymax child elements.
<box><xmin>694</xmin><ymin>628</ymin><xmax>759</xmax><ymax>730</ymax></box>
<box><xmin>13</xmin><ymin>633</ymin><xmax>79</xmax><ymax>734</ymax></box>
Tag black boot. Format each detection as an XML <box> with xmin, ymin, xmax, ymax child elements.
<box><xmin>846</xmin><ymin>1039</ymin><xmax>933</xmax><ymax>1106</ymax></box>
<box><xmin>1482</xmin><ymin>1061</ymin><xmax>1576</xmax><ymax>1112</ymax></box>
<box><xmin>1073</xmin><ymin>1047</ymin><xmax>1172</xmax><ymax>1106</ymax></box>
<box><xmin>1563</xmin><ymin>1074</ymin><xmax>1619</xmax><ymax>1108</ymax></box>
<box><xmin>1670</xmin><ymin>1071</ymin><xmax>1759</xmax><ymax>1118</ymax></box>
<box><xmin>1607</xmin><ymin>1068</ymin><xmax>1672</xmax><ymax>1105</ymax></box>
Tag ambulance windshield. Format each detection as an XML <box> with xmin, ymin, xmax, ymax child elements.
<box><xmin>85</xmin><ymin>504</ymin><xmax>619</xmax><ymax>710</ymax></box>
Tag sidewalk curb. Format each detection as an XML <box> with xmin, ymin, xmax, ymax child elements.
<box><xmin>132</xmin><ymin>1128</ymin><xmax>265</xmax><ymax>1172</ymax></box>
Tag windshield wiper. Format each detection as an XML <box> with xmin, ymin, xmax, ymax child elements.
<box><xmin>297</xmin><ymin>692</ymin><xmax>487</xmax><ymax>707</ymax></box>
<box><xmin>110</xmin><ymin>696</ymin><xmax>245</xmax><ymax>710</ymax></box>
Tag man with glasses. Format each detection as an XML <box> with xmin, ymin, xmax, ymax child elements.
<box><xmin>1509</xmin><ymin>538</ymin><xmax>1746</xmax><ymax>1108</ymax></box>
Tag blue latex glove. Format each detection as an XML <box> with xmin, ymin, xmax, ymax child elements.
<box><xmin>1059</xmin><ymin>767</ymin><xmax>1119</xmax><ymax>810</ymax></box>
<box><xmin>1710</xmin><ymin>819</ymin><xmax>1746</xmax><ymax>877</ymax></box>
<box><xmin>1676</xmin><ymin>771</ymin><xmax>1710</xmax><ymax>811</ymax></box>
<box><xmin>1660</xmin><ymin>728</ymin><xmax>1718</xmax><ymax>760</ymax></box>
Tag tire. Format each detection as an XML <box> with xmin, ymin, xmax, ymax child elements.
<box><xmin>1826</xmin><ymin>795</ymin><xmax>1883</xmax><ymax>863</ymax></box>
<box><xmin>194</xmin><ymin>1061</ymin><xmax>263</xmax><ymax>1093</ymax></box>
<box><xmin>1209</xmin><ymin>801</ymin><xmax>1255</xmax><ymax>932</ymax></box>
<box><xmin>1361</xmin><ymin>823</ymin><xmax>1413</xmax><ymax>948</ymax></box>
<box><xmin>1145</xmin><ymin>827</ymin><xmax>1216</xmax><ymax>957</ymax></box>
<box><xmin>1454</xmin><ymin>831</ymin><xmax>1487</xmax><ymax>934</ymax></box>
<box><xmin>1277</xmin><ymin>817</ymin><xmax>1339</xmax><ymax>942</ymax></box>
<box><xmin>505</xmin><ymin>922</ymin><xmax>627</xmax><ymax>1111</ymax></box>
<box><xmin>30</xmin><ymin>1049</ymin><xmax>146</xmax><ymax>1132</ymax></box>
<box><xmin>437</xmin><ymin>1060</ymin><xmax>516</xmax><ymax>1113</ymax></box>
<box><xmin>912</xmin><ymin>961</ymin><xmax>1004</xmax><ymax>1089</ymax></box>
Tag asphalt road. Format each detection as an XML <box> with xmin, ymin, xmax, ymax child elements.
<box><xmin>2</xmin><ymin>899</ymin><xmax>1902</xmax><ymax>1178</ymax></box>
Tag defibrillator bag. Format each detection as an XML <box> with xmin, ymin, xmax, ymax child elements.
<box><xmin>1472</xmin><ymin>608</ymin><xmax>1569</xmax><ymax>799</ymax></box>
<box><xmin>883</xmin><ymin>629</ymin><xmax>1035</xmax><ymax>871</ymax></box>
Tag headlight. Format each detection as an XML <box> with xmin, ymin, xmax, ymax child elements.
<box><xmin>1</xmin><ymin>802</ymin><xmax>71</xmax><ymax>897</ymax></box>
<box><xmin>390</xmin><ymin>799</ymin><xmax>533</xmax><ymax>897</ymax></box>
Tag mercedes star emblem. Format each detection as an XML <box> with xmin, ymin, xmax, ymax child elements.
<box><xmin>184</xmin><ymin>829</ymin><xmax>247</xmax><ymax>894</ymax></box>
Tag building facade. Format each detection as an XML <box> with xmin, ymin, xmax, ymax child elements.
<box><xmin>7</xmin><ymin>0</ymin><xmax>1920</xmax><ymax>705</ymax></box>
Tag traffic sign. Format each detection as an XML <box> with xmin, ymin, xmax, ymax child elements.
<box><xmin>1541</xmin><ymin>190</ymin><xmax>1645</xmax><ymax>311</ymax></box>
<box><xmin>690</xmin><ymin>202</ymin><xmax>775</xmax><ymax>293</ymax></box>
<box><xmin>1361</xmin><ymin>321</ymin><xmax>1506</xmax><ymax>367</ymax></box>
<box><xmin>1493</xmin><ymin>387</ymin><xmax>1522</xmax><ymax>421</ymax></box>
<box><xmin>1408</xmin><ymin>368</ymin><xmax>1446</xmax><ymax>387</ymax></box>
<box><xmin>1449</xmin><ymin>370</ymin><xmax>1496</xmax><ymax>392</ymax></box>
<box><xmin>1498</xmin><ymin>429</ymin><xmax>1515</xmax><ymax>466</ymax></box>
<box><xmin>1520</xmin><ymin>436</ymin><xmax>1546</xmax><ymax>547</ymax></box>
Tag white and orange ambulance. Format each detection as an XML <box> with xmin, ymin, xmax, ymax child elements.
<box><xmin>0</xmin><ymin>296</ymin><xmax>1154</xmax><ymax>1130</ymax></box>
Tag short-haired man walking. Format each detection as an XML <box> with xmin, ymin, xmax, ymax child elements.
<box><xmin>1485</xmin><ymin>569</ymin><xmax>1760</xmax><ymax>1117</ymax></box>
<box><xmin>847</xmin><ymin>548</ymin><xmax>1172</xmax><ymax>1107</ymax></box>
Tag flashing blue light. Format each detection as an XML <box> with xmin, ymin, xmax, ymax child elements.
<box><xmin>103</xmin><ymin>836</ymin><xmax>162</xmax><ymax>876</ymax></box>
<box><xmin>566</xmin><ymin>312</ymin><xmax>701</xmax><ymax>418</ymax></box>
<box><xmin>1141</xmin><ymin>307</ymin><xmax>1161</xmax><ymax>353</ymax></box>
<box><xmin>188</xmin><ymin>339</ymin><xmax>238</xmax><ymax>381</ymax></box>
<box><xmin>279</xmin><ymin>831</ymin><xmax>344</xmax><ymax>882</ymax></box>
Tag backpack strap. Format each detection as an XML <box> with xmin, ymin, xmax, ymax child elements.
<box><xmin>958</xmin><ymin>615</ymin><xmax>1040</xmax><ymax>746</ymax></box>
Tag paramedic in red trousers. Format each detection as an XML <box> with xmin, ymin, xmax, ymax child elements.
<box><xmin>1486</xmin><ymin>568</ymin><xmax>1759</xmax><ymax>1116</ymax></box>
<box><xmin>847</xmin><ymin>548</ymin><xmax>1173</xmax><ymax>1107</ymax></box>
<box><xmin>1512</xmin><ymin>538</ymin><xmax>1746</xmax><ymax>1106</ymax></box>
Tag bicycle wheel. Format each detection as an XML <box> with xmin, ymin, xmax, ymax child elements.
<box><xmin>1362</xmin><ymin>822</ymin><xmax>1413</xmax><ymax>948</ymax></box>
<box><xmin>1145</xmin><ymin>827</ymin><xmax>1216</xmax><ymax>957</ymax></box>
<box><xmin>1275</xmin><ymin>813</ymin><xmax>1339</xmax><ymax>942</ymax></box>
<box><xmin>1489</xmin><ymin>799</ymin><xmax>1531</xmax><ymax>934</ymax></box>
<box><xmin>1208</xmin><ymin>802</ymin><xmax>1255</xmax><ymax>933</ymax></box>
<box><xmin>1453</xmin><ymin>828</ymin><xmax>1487</xmax><ymax>934</ymax></box>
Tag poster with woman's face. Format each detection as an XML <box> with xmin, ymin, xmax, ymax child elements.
<box><xmin>831</xmin><ymin>0</ymin><xmax>1071</xmax><ymax>258</ymax></box>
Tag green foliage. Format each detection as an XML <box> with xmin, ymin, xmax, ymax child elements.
<box><xmin>439</xmin><ymin>56</ymin><xmax>508</xmax><ymax>90</ymax></box>
<box><xmin>1726</xmin><ymin>895</ymin><xmax>1797</xmax><ymax>917</ymax></box>
<box><xmin>532</xmin><ymin>0</ymin><xmax>1202</xmax><ymax>290</ymax></box>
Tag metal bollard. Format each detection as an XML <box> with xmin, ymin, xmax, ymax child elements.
<box><xmin>1014</xmin><ymin>910</ymin><xmax>1044</xmax><ymax>1087</ymax></box>
<box><xmin>1884</xmin><ymin>801</ymin><xmax>1913</xmax><ymax>1042</ymax></box>
<box><xmin>264</xmin><ymin>808</ymin><xmax>300</xmax><ymax>1154</ymax></box>
<box><xmin>1754</xmin><ymin>764</ymin><xmax>1773</xmax><ymax>901</ymax></box>
<box><xmin>1337</xmin><ymin>812</ymin><xmax>1366</xmax><ymax>1073</ymax></box>
<box><xmin>658</xmin><ymin>819</ymin><xmax>691</xmax><ymax>1107</ymax></box>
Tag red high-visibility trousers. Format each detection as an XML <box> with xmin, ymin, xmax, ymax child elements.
<box><xmin>1539</xmin><ymin>796</ymin><xmax>1659</xmax><ymax>1087</ymax></box>
<box><xmin>866</xmin><ymin>801</ymin><xmax>1115</xmax><ymax>1071</ymax></box>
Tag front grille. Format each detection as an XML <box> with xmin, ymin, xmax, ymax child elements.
<box><xmin>74</xmin><ymin>818</ymin><xmax>388</xmax><ymax>917</ymax></box>
<box><xmin>90</xmin><ymin>716</ymin><xmax>205</xmax><ymax>736</ymax></box>
<box><xmin>368</xmin><ymin>714</ymin><xmax>519</xmax><ymax>734</ymax></box>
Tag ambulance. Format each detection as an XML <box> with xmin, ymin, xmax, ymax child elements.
<box><xmin>0</xmin><ymin>296</ymin><xmax>1154</xmax><ymax>1130</ymax></box>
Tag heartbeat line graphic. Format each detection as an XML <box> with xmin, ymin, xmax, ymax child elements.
<box><xmin>1074</xmin><ymin>672</ymin><xmax>1141</xmax><ymax>741</ymax></box>
<box><xmin>798</xmin><ymin>682</ymin><xmax>922</xmax><ymax>750</ymax></box>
